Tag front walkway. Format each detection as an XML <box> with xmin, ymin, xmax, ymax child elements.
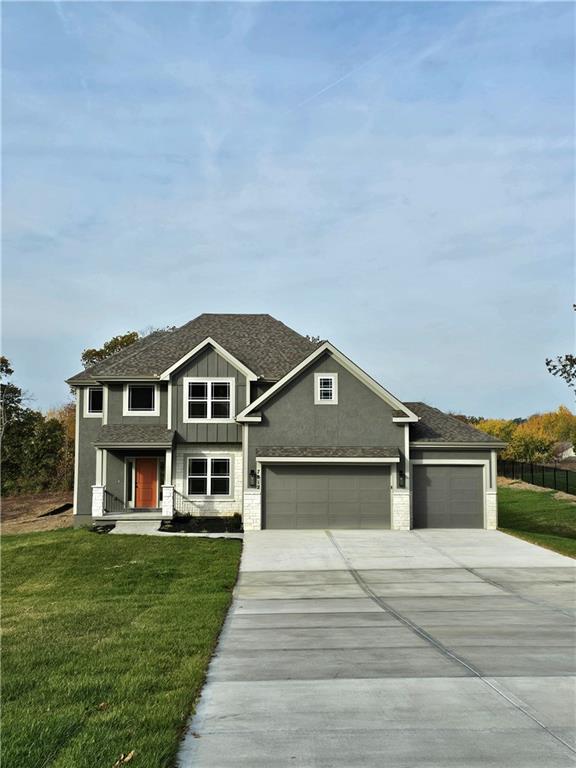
<box><xmin>178</xmin><ymin>530</ymin><xmax>576</xmax><ymax>768</ymax></box>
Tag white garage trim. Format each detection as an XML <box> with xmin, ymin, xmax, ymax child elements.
<box><xmin>257</xmin><ymin>456</ymin><xmax>399</xmax><ymax>465</ymax></box>
<box><xmin>411</xmin><ymin>459</ymin><xmax>491</xmax><ymax>529</ymax></box>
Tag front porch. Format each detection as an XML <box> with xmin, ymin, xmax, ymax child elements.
<box><xmin>91</xmin><ymin>485</ymin><xmax>214</xmax><ymax>520</ymax></box>
<box><xmin>91</xmin><ymin>428</ymin><xmax>243</xmax><ymax>522</ymax></box>
<box><xmin>91</xmin><ymin>426</ymin><xmax>178</xmax><ymax>520</ymax></box>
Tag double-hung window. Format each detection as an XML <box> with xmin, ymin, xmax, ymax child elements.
<box><xmin>187</xmin><ymin>457</ymin><xmax>231</xmax><ymax>496</ymax></box>
<box><xmin>184</xmin><ymin>378</ymin><xmax>234</xmax><ymax>422</ymax></box>
<box><xmin>314</xmin><ymin>373</ymin><xmax>338</xmax><ymax>405</ymax></box>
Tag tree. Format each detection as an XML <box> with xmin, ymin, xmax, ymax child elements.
<box><xmin>546</xmin><ymin>305</ymin><xmax>576</xmax><ymax>396</ymax></box>
<box><xmin>20</xmin><ymin>418</ymin><xmax>66</xmax><ymax>493</ymax></box>
<box><xmin>506</xmin><ymin>428</ymin><xmax>554</xmax><ymax>463</ymax></box>
<box><xmin>451</xmin><ymin>413</ymin><xmax>483</xmax><ymax>425</ymax></box>
<box><xmin>1</xmin><ymin>360</ymin><xmax>44</xmax><ymax>495</ymax></box>
<box><xmin>81</xmin><ymin>326</ymin><xmax>175</xmax><ymax>368</ymax></box>
<box><xmin>476</xmin><ymin>418</ymin><xmax>518</xmax><ymax>443</ymax></box>
<box><xmin>46</xmin><ymin>402</ymin><xmax>76</xmax><ymax>490</ymax></box>
<box><xmin>1</xmin><ymin>360</ymin><xmax>72</xmax><ymax>495</ymax></box>
<box><xmin>81</xmin><ymin>331</ymin><xmax>140</xmax><ymax>368</ymax></box>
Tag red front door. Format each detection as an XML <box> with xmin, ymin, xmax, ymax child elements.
<box><xmin>135</xmin><ymin>458</ymin><xmax>158</xmax><ymax>508</ymax></box>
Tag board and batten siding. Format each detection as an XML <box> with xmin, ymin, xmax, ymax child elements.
<box><xmin>171</xmin><ymin>346</ymin><xmax>246</xmax><ymax>443</ymax></box>
<box><xmin>173</xmin><ymin>443</ymin><xmax>243</xmax><ymax>517</ymax></box>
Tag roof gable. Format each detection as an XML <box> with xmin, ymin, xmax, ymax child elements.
<box><xmin>236</xmin><ymin>342</ymin><xmax>419</xmax><ymax>422</ymax></box>
<box><xmin>159</xmin><ymin>337</ymin><xmax>257</xmax><ymax>381</ymax></box>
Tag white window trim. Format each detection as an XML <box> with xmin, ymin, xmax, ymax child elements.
<box><xmin>84</xmin><ymin>386</ymin><xmax>104</xmax><ymax>418</ymax></box>
<box><xmin>122</xmin><ymin>383</ymin><xmax>160</xmax><ymax>416</ymax></box>
<box><xmin>186</xmin><ymin>454</ymin><xmax>233</xmax><ymax>499</ymax></box>
<box><xmin>183</xmin><ymin>377</ymin><xmax>235</xmax><ymax>424</ymax></box>
<box><xmin>314</xmin><ymin>373</ymin><xmax>338</xmax><ymax>405</ymax></box>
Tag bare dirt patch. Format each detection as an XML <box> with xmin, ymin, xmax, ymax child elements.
<box><xmin>498</xmin><ymin>476</ymin><xmax>576</xmax><ymax>503</ymax></box>
<box><xmin>1</xmin><ymin>491</ymin><xmax>73</xmax><ymax>535</ymax></box>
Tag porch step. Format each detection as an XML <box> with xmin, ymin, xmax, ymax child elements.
<box><xmin>109</xmin><ymin>521</ymin><xmax>162</xmax><ymax>535</ymax></box>
<box><xmin>103</xmin><ymin>510</ymin><xmax>165</xmax><ymax>521</ymax></box>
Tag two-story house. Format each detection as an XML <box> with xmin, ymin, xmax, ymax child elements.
<box><xmin>67</xmin><ymin>314</ymin><xmax>505</xmax><ymax>530</ymax></box>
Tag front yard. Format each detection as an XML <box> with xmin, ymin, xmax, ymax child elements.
<box><xmin>498</xmin><ymin>485</ymin><xmax>576</xmax><ymax>558</ymax></box>
<box><xmin>1</xmin><ymin>529</ymin><xmax>241</xmax><ymax>768</ymax></box>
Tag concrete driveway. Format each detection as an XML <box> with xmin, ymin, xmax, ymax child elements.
<box><xmin>179</xmin><ymin>530</ymin><xmax>576</xmax><ymax>767</ymax></box>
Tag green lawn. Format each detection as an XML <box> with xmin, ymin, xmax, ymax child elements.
<box><xmin>1</xmin><ymin>529</ymin><xmax>241</xmax><ymax>768</ymax></box>
<box><xmin>498</xmin><ymin>485</ymin><xmax>576</xmax><ymax>558</ymax></box>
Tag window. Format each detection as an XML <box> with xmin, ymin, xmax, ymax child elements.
<box><xmin>86</xmin><ymin>387</ymin><xmax>103</xmax><ymax>416</ymax></box>
<box><xmin>314</xmin><ymin>373</ymin><xmax>338</xmax><ymax>405</ymax></box>
<box><xmin>123</xmin><ymin>384</ymin><xmax>159</xmax><ymax>415</ymax></box>
<box><xmin>187</xmin><ymin>457</ymin><xmax>231</xmax><ymax>496</ymax></box>
<box><xmin>184</xmin><ymin>378</ymin><xmax>234</xmax><ymax>422</ymax></box>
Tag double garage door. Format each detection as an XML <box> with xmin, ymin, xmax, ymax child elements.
<box><xmin>262</xmin><ymin>463</ymin><xmax>485</xmax><ymax>529</ymax></box>
<box><xmin>263</xmin><ymin>465</ymin><xmax>391</xmax><ymax>529</ymax></box>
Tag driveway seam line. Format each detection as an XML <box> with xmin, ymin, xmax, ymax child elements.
<box><xmin>325</xmin><ymin>530</ymin><xmax>576</xmax><ymax>757</ymax></box>
<box><xmin>410</xmin><ymin>530</ymin><xmax>576</xmax><ymax>619</ymax></box>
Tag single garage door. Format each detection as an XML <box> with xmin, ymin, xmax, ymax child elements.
<box><xmin>263</xmin><ymin>464</ymin><xmax>391</xmax><ymax>529</ymax></box>
<box><xmin>413</xmin><ymin>465</ymin><xmax>484</xmax><ymax>528</ymax></box>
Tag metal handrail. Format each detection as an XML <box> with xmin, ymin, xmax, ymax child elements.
<box><xmin>103</xmin><ymin>489</ymin><xmax>125</xmax><ymax>515</ymax></box>
<box><xmin>173</xmin><ymin>488</ymin><xmax>201</xmax><ymax>517</ymax></box>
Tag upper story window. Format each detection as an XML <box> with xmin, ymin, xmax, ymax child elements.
<box><xmin>123</xmin><ymin>384</ymin><xmax>159</xmax><ymax>416</ymax></box>
<box><xmin>84</xmin><ymin>386</ymin><xmax>103</xmax><ymax>417</ymax></box>
<box><xmin>184</xmin><ymin>378</ymin><xmax>235</xmax><ymax>422</ymax></box>
<box><xmin>314</xmin><ymin>373</ymin><xmax>338</xmax><ymax>405</ymax></box>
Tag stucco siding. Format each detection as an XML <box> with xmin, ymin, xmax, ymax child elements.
<box><xmin>247</xmin><ymin>351</ymin><xmax>405</xmax><ymax>474</ymax></box>
<box><xmin>171</xmin><ymin>346</ymin><xmax>245</xmax><ymax>443</ymax></box>
<box><xmin>76</xmin><ymin>387</ymin><xmax>100</xmax><ymax>519</ymax></box>
<box><xmin>410</xmin><ymin>449</ymin><xmax>493</xmax><ymax>461</ymax></box>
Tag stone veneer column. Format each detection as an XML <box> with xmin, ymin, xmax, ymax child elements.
<box><xmin>391</xmin><ymin>489</ymin><xmax>411</xmax><ymax>530</ymax></box>
<box><xmin>243</xmin><ymin>489</ymin><xmax>262</xmax><ymax>531</ymax></box>
<box><xmin>485</xmin><ymin>490</ymin><xmax>498</xmax><ymax>529</ymax></box>
<box><xmin>91</xmin><ymin>485</ymin><xmax>105</xmax><ymax>517</ymax></box>
<box><xmin>161</xmin><ymin>485</ymin><xmax>174</xmax><ymax>518</ymax></box>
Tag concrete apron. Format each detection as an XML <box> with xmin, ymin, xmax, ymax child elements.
<box><xmin>178</xmin><ymin>530</ymin><xmax>576</xmax><ymax>768</ymax></box>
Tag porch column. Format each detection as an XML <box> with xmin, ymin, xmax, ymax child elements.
<box><xmin>92</xmin><ymin>485</ymin><xmax>105</xmax><ymax>517</ymax></box>
<box><xmin>95</xmin><ymin>448</ymin><xmax>104</xmax><ymax>485</ymax></box>
<box><xmin>165</xmin><ymin>447</ymin><xmax>173</xmax><ymax>484</ymax></box>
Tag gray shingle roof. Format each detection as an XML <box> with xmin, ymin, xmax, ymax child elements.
<box><xmin>68</xmin><ymin>314</ymin><xmax>319</xmax><ymax>384</ymax></box>
<box><xmin>406</xmin><ymin>402</ymin><xmax>505</xmax><ymax>445</ymax></box>
<box><xmin>255</xmin><ymin>446</ymin><xmax>400</xmax><ymax>458</ymax></box>
<box><xmin>94</xmin><ymin>425</ymin><xmax>175</xmax><ymax>447</ymax></box>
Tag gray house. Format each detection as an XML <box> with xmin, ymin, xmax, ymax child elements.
<box><xmin>67</xmin><ymin>314</ymin><xmax>505</xmax><ymax>530</ymax></box>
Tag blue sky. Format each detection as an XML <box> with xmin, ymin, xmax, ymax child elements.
<box><xmin>2</xmin><ymin>1</ymin><xmax>574</xmax><ymax>417</ymax></box>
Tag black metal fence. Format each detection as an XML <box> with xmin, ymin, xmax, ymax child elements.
<box><xmin>498</xmin><ymin>460</ymin><xmax>576</xmax><ymax>495</ymax></box>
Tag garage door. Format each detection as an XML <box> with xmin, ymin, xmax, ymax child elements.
<box><xmin>413</xmin><ymin>465</ymin><xmax>484</xmax><ymax>528</ymax></box>
<box><xmin>263</xmin><ymin>465</ymin><xmax>391</xmax><ymax>529</ymax></box>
